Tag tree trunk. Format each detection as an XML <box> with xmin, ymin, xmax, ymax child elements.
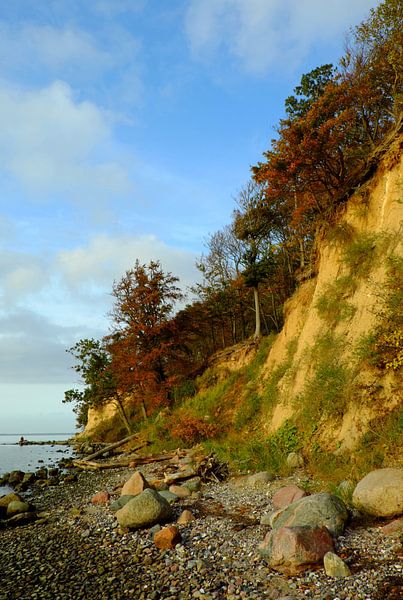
<box><xmin>253</xmin><ymin>286</ymin><xmax>261</xmax><ymax>339</ymax></box>
<box><xmin>140</xmin><ymin>400</ymin><xmax>148</xmax><ymax>422</ymax></box>
<box><xmin>113</xmin><ymin>395</ymin><xmax>132</xmax><ymax>435</ymax></box>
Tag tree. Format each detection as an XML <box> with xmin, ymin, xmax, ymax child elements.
<box><xmin>63</xmin><ymin>338</ymin><xmax>132</xmax><ymax>433</ymax></box>
<box><xmin>107</xmin><ymin>260</ymin><xmax>184</xmax><ymax>420</ymax></box>
<box><xmin>233</xmin><ymin>181</ymin><xmax>274</xmax><ymax>339</ymax></box>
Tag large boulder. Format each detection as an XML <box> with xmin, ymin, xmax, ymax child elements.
<box><xmin>271</xmin><ymin>493</ymin><xmax>348</xmax><ymax>537</ymax></box>
<box><xmin>115</xmin><ymin>489</ymin><xmax>172</xmax><ymax>529</ymax></box>
<box><xmin>259</xmin><ymin>526</ymin><xmax>334</xmax><ymax>575</ymax></box>
<box><xmin>6</xmin><ymin>501</ymin><xmax>30</xmax><ymax>517</ymax></box>
<box><xmin>120</xmin><ymin>471</ymin><xmax>151</xmax><ymax>497</ymax></box>
<box><xmin>272</xmin><ymin>485</ymin><xmax>307</xmax><ymax>510</ymax></box>
<box><xmin>0</xmin><ymin>493</ymin><xmax>22</xmax><ymax>517</ymax></box>
<box><xmin>352</xmin><ymin>468</ymin><xmax>403</xmax><ymax>517</ymax></box>
<box><xmin>8</xmin><ymin>471</ymin><xmax>24</xmax><ymax>486</ymax></box>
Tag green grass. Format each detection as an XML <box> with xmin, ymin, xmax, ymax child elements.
<box><xmin>315</xmin><ymin>276</ymin><xmax>357</xmax><ymax>325</ymax></box>
<box><xmin>295</xmin><ymin>333</ymin><xmax>352</xmax><ymax>427</ymax></box>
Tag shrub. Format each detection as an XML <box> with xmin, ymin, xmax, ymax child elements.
<box><xmin>169</xmin><ymin>411</ymin><xmax>220</xmax><ymax>446</ymax></box>
<box><xmin>172</xmin><ymin>379</ymin><xmax>197</xmax><ymax>403</ymax></box>
<box><xmin>342</xmin><ymin>233</ymin><xmax>378</xmax><ymax>278</ymax></box>
<box><xmin>315</xmin><ymin>276</ymin><xmax>357</xmax><ymax>325</ymax></box>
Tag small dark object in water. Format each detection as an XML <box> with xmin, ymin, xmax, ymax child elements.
<box><xmin>19</xmin><ymin>436</ymin><xmax>26</xmax><ymax>446</ymax></box>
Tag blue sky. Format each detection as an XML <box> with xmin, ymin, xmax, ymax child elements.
<box><xmin>0</xmin><ymin>0</ymin><xmax>379</xmax><ymax>433</ymax></box>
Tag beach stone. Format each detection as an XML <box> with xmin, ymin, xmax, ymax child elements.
<box><xmin>235</xmin><ymin>471</ymin><xmax>274</xmax><ymax>489</ymax></box>
<box><xmin>259</xmin><ymin>525</ymin><xmax>334</xmax><ymax>575</ymax></box>
<box><xmin>109</xmin><ymin>495</ymin><xmax>135</xmax><ymax>512</ymax></box>
<box><xmin>379</xmin><ymin>516</ymin><xmax>403</xmax><ymax>535</ymax></box>
<box><xmin>150</xmin><ymin>479</ymin><xmax>168</xmax><ymax>491</ymax></box>
<box><xmin>260</xmin><ymin>512</ymin><xmax>274</xmax><ymax>526</ymax></box>
<box><xmin>272</xmin><ymin>485</ymin><xmax>308</xmax><ymax>510</ymax></box>
<box><xmin>177</xmin><ymin>509</ymin><xmax>195</xmax><ymax>524</ymax></box>
<box><xmin>22</xmin><ymin>472</ymin><xmax>36</xmax><ymax>485</ymax></box>
<box><xmin>182</xmin><ymin>477</ymin><xmax>201</xmax><ymax>492</ymax></box>
<box><xmin>337</xmin><ymin>480</ymin><xmax>355</xmax><ymax>503</ymax></box>
<box><xmin>0</xmin><ymin>493</ymin><xmax>22</xmax><ymax>509</ymax></box>
<box><xmin>169</xmin><ymin>484</ymin><xmax>191</xmax><ymax>498</ymax></box>
<box><xmin>36</xmin><ymin>467</ymin><xmax>48</xmax><ymax>479</ymax></box>
<box><xmin>154</xmin><ymin>525</ymin><xmax>182</xmax><ymax>549</ymax></box>
<box><xmin>158</xmin><ymin>490</ymin><xmax>178</xmax><ymax>504</ymax></box>
<box><xmin>120</xmin><ymin>471</ymin><xmax>151</xmax><ymax>497</ymax></box>
<box><xmin>91</xmin><ymin>491</ymin><xmax>110</xmax><ymax>505</ymax></box>
<box><xmin>323</xmin><ymin>551</ymin><xmax>351</xmax><ymax>578</ymax></box>
<box><xmin>115</xmin><ymin>489</ymin><xmax>172</xmax><ymax>529</ymax></box>
<box><xmin>352</xmin><ymin>468</ymin><xmax>403</xmax><ymax>517</ymax></box>
<box><xmin>8</xmin><ymin>470</ymin><xmax>24</xmax><ymax>486</ymax></box>
<box><xmin>286</xmin><ymin>452</ymin><xmax>304</xmax><ymax>469</ymax></box>
<box><xmin>5</xmin><ymin>512</ymin><xmax>37</xmax><ymax>527</ymax></box>
<box><xmin>271</xmin><ymin>493</ymin><xmax>348</xmax><ymax>537</ymax></box>
<box><xmin>7</xmin><ymin>501</ymin><xmax>30</xmax><ymax>517</ymax></box>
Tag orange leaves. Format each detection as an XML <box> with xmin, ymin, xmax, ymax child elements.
<box><xmin>169</xmin><ymin>411</ymin><xmax>220</xmax><ymax>446</ymax></box>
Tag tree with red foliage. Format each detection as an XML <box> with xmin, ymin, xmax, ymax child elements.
<box><xmin>106</xmin><ymin>260</ymin><xmax>184</xmax><ymax>421</ymax></box>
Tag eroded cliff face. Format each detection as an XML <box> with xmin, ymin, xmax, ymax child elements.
<box><xmin>83</xmin><ymin>138</ymin><xmax>402</xmax><ymax>451</ymax></box>
<box><xmin>262</xmin><ymin>137</ymin><xmax>402</xmax><ymax>450</ymax></box>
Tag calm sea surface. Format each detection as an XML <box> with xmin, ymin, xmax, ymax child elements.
<box><xmin>0</xmin><ymin>433</ymin><xmax>75</xmax><ymax>495</ymax></box>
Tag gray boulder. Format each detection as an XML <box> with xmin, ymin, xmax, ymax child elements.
<box><xmin>115</xmin><ymin>489</ymin><xmax>172</xmax><ymax>529</ymax></box>
<box><xmin>352</xmin><ymin>468</ymin><xmax>403</xmax><ymax>517</ymax></box>
<box><xmin>271</xmin><ymin>492</ymin><xmax>348</xmax><ymax>537</ymax></box>
<box><xmin>158</xmin><ymin>490</ymin><xmax>179</xmax><ymax>504</ymax></box>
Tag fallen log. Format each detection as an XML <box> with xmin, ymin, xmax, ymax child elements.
<box><xmin>73</xmin><ymin>459</ymin><xmax>134</xmax><ymax>470</ymax></box>
<box><xmin>164</xmin><ymin>467</ymin><xmax>197</xmax><ymax>484</ymax></box>
<box><xmin>130</xmin><ymin>451</ymin><xmax>185</xmax><ymax>466</ymax></box>
<box><xmin>78</xmin><ymin>433</ymin><xmax>146</xmax><ymax>461</ymax></box>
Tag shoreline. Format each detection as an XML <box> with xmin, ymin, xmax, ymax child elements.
<box><xmin>0</xmin><ymin>460</ymin><xmax>401</xmax><ymax>599</ymax></box>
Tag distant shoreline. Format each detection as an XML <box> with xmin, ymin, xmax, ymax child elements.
<box><xmin>0</xmin><ymin>440</ymin><xmax>72</xmax><ymax>446</ymax></box>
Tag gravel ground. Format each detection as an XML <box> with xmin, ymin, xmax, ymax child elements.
<box><xmin>0</xmin><ymin>463</ymin><xmax>401</xmax><ymax>600</ymax></box>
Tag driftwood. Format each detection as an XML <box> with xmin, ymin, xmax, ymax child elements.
<box><xmin>73</xmin><ymin>447</ymin><xmax>179</xmax><ymax>471</ymax></box>
<box><xmin>74</xmin><ymin>440</ymin><xmax>149</xmax><ymax>470</ymax></box>
<box><xmin>72</xmin><ymin>459</ymin><xmax>134</xmax><ymax>470</ymax></box>
<box><xmin>164</xmin><ymin>467</ymin><xmax>197</xmax><ymax>485</ymax></box>
<box><xmin>78</xmin><ymin>433</ymin><xmax>145</xmax><ymax>462</ymax></box>
<box><xmin>130</xmin><ymin>451</ymin><xmax>184</xmax><ymax>466</ymax></box>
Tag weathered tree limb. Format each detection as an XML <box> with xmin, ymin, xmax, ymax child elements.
<box><xmin>163</xmin><ymin>468</ymin><xmax>196</xmax><ymax>484</ymax></box>
<box><xmin>73</xmin><ymin>459</ymin><xmax>134</xmax><ymax>470</ymax></box>
<box><xmin>78</xmin><ymin>433</ymin><xmax>146</xmax><ymax>461</ymax></box>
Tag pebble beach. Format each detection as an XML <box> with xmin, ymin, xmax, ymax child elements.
<box><xmin>0</xmin><ymin>459</ymin><xmax>402</xmax><ymax>600</ymax></box>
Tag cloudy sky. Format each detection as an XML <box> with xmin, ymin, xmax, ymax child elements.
<box><xmin>0</xmin><ymin>0</ymin><xmax>378</xmax><ymax>433</ymax></box>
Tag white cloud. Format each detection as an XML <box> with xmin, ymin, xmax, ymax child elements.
<box><xmin>0</xmin><ymin>24</ymin><xmax>109</xmax><ymax>71</ymax></box>
<box><xmin>57</xmin><ymin>233</ymin><xmax>199</xmax><ymax>294</ymax></box>
<box><xmin>0</xmin><ymin>81</ymin><xmax>132</xmax><ymax>201</ymax></box>
<box><xmin>0</xmin><ymin>309</ymin><xmax>79</xmax><ymax>383</ymax></box>
<box><xmin>185</xmin><ymin>0</ymin><xmax>378</xmax><ymax>74</ymax></box>
<box><xmin>0</xmin><ymin>250</ymin><xmax>49</xmax><ymax>303</ymax></box>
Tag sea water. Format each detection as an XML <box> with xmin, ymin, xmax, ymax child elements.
<box><xmin>0</xmin><ymin>433</ymin><xmax>74</xmax><ymax>495</ymax></box>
